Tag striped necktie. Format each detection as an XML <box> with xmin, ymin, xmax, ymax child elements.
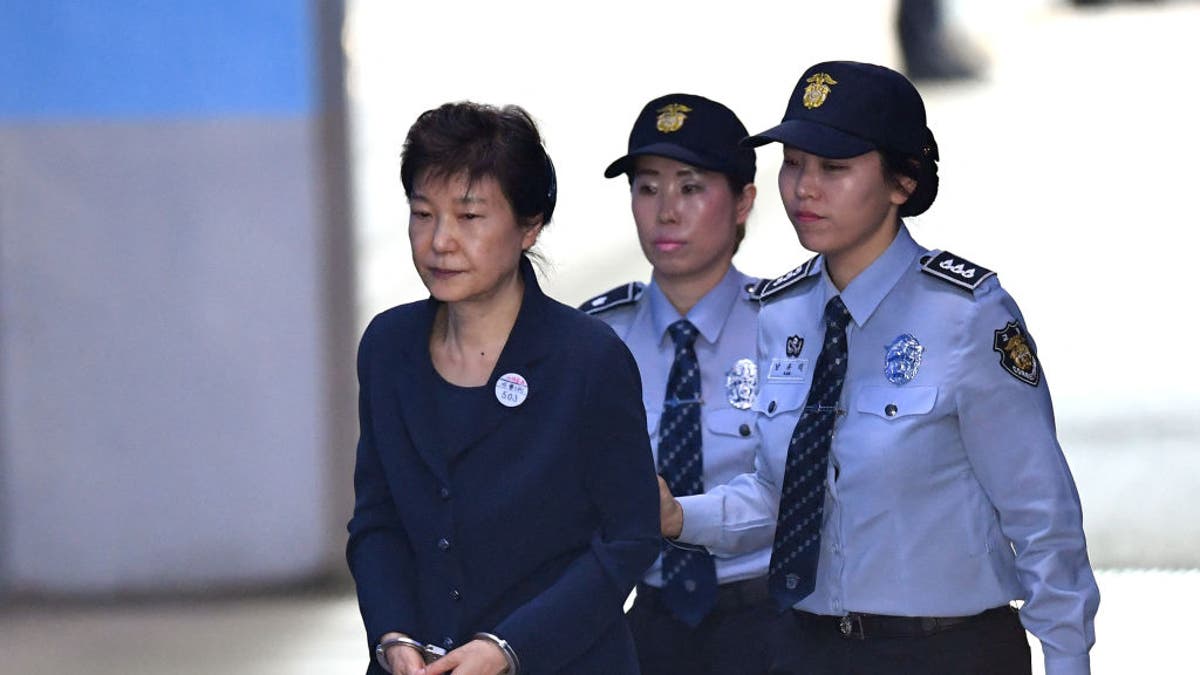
<box><xmin>658</xmin><ymin>319</ymin><xmax>717</xmax><ymax>626</ymax></box>
<box><xmin>768</xmin><ymin>296</ymin><xmax>852</xmax><ymax>610</ymax></box>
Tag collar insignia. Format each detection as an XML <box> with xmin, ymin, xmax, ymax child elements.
<box><xmin>786</xmin><ymin>335</ymin><xmax>804</xmax><ymax>358</ymax></box>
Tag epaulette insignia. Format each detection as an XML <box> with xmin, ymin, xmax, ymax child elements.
<box><xmin>920</xmin><ymin>251</ymin><xmax>996</xmax><ymax>292</ymax></box>
<box><xmin>579</xmin><ymin>281</ymin><xmax>645</xmax><ymax>315</ymax></box>
<box><xmin>748</xmin><ymin>256</ymin><xmax>820</xmax><ymax>302</ymax></box>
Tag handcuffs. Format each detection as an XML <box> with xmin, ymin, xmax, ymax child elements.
<box><xmin>375</xmin><ymin>633</ymin><xmax>518</xmax><ymax>673</ymax></box>
<box><xmin>375</xmin><ymin>635</ymin><xmax>446</xmax><ymax>670</ymax></box>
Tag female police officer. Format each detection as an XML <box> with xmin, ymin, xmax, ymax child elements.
<box><xmin>706</xmin><ymin>61</ymin><xmax>1099</xmax><ymax>674</ymax></box>
<box><xmin>347</xmin><ymin>102</ymin><xmax>660</xmax><ymax>675</ymax></box>
<box><xmin>579</xmin><ymin>94</ymin><xmax>776</xmax><ymax>674</ymax></box>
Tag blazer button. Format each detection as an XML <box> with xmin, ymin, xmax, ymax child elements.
<box><xmin>439</xmin><ymin>486</ymin><xmax>451</xmax><ymax>500</ymax></box>
<box><xmin>450</xmin><ymin>589</ymin><xmax>462</xmax><ymax>601</ymax></box>
<box><xmin>738</xmin><ymin>423</ymin><xmax>751</xmax><ymax>437</ymax></box>
<box><xmin>443</xmin><ymin>637</ymin><xmax>455</xmax><ymax>650</ymax></box>
<box><xmin>437</xmin><ymin>537</ymin><xmax>451</xmax><ymax>551</ymax></box>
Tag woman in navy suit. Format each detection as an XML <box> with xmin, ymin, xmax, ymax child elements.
<box><xmin>347</xmin><ymin>102</ymin><xmax>661</xmax><ymax>675</ymax></box>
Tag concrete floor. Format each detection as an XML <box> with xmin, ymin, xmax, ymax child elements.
<box><xmin>1</xmin><ymin>569</ymin><xmax>1196</xmax><ymax>674</ymax></box>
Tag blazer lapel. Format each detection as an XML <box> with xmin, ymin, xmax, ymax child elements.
<box><xmin>393</xmin><ymin>299</ymin><xmax>452</xmax><ymax>484</ymax></box>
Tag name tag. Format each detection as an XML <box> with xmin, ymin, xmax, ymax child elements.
<box><xmin>768</xmin><ymin>358</ymin><xmax>808</xmax><ymax>383</ymax></box>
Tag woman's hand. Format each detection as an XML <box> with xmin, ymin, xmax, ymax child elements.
<box><xmin>420</xmin><ymin>638</ymin><xmax>508</xmax><ymax>675</ymax></box>
<box><xmin>658</xmin><ymin>475</ymin><xmax>684</xmax><ymax>539</ymax></box>
<box><xmin>380</xmin><ymin>632</ymin><xmax>427</xmax><ymax>675</ymax></box>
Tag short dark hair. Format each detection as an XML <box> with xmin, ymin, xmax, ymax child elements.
<box><xmin>400</xmin><ymin>102</ymin><xmax>557</xmax><ymax>228</ymax></box>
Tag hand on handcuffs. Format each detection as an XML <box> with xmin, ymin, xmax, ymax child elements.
<box><xmin>377</xmin><ymin>632</ymin><xmax>515</xmax><ymax>675</ymax></box>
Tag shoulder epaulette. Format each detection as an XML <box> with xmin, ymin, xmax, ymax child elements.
<box><xmin>579</xmin><ymin>281</ymin><xmax>645</xmax><ymax>315</ymax></box>
<box><xmin>748</xmin><ymin>256</ymin><xmax>820</xmax><ymax>302</ymax></box>
<box><xmin>920</xmin><ymin>251</ymin><xmax>996</xmax><ymax>292</ymax></box>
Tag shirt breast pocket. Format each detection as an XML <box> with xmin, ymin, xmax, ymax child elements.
<box><xmin>754</xmin><ymin>383</ymin><xmax>810</xmax><ymax>419</ymax></box>
<box><xmin>854</xmin><ymin>385</ymin><xmax>938</xmax><ymax>420</ymax></box>
<box><xmin>705</xmin><ymin>407</ymin><xmax>758</xmax><ymax>442</ymax></box>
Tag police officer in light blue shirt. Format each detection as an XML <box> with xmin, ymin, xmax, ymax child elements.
<box><xmin>683</xmin><ymin>62</ymin><xmax>1099</xmax><ymax>674</ymax></box>
<box><xmin>580</xmin><ymin>93</ymin><xmax>778</xmax><ymax>675</ymax></box>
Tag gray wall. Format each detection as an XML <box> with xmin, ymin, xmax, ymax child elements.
<box><xmin>0</xmin><ymin>1</ymin><xmax>355</xmax><ymax>596</ymax></box>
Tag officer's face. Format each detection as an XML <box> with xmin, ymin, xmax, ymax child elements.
<box><xmin>408</xmin><ymin>171</ymin><xmax>541</xmax><ymax>304</ymax></box>
<box><xmin>630</xmin><ymin>155</ymin><xmax>754</xmax><ymax>285</ymax></box>
<box><xmin>778</xmin><ymin>147</ymin><xmax>909</xmax><ymax>268</ymax></box>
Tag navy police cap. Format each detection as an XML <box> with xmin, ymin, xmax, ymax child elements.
<box><xmin>605</xmin><ymin>93</ymin><xmax>756</xmax><ymax>185</ymax></box>
<box><xmin>743</xmin><ymin>61</ymin><xmax>937</xmax><ymax>161</ymax></box>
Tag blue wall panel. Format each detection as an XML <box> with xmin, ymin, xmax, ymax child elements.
<box><xmin>0</xmin><ymin>0</ymin><xmax>313</xmax><ymax>119</ymax></box>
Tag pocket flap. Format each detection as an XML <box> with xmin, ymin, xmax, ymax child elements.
<box><xmin>704</xmin><ymin>407</ymin><xmax>756</xmax><ymax>438</ymax></box>
<box><xmin>855</xmin><ymin>385</ymin><xmax>938</xmax><ymax>419</ymax></box>
<box><xmin>754</xmin><ymin>383</ymin><xmax>810</xmax><ymax>418</ymax></box>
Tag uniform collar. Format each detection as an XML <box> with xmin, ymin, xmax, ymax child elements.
<box><xmin>822</xmin><ymin>224</ymin><xmax>923</xmax><ymax>327</ymax></box>
<box><xmin>647</xmin><ymin>266</ymin><xmax>747</xmax><ymax>346</ymax></box>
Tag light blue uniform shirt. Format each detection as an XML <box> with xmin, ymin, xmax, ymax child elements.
<box><xmin>689</xmin><ymin>226</ymin><xmax>1099</xmax><ymax>675</ymax></box>
<box><xmin>586</xmin><ymin>266</ymin><xmax>769</xmax><ymax>588</ymax></box>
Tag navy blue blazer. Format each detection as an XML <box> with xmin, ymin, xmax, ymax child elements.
<box><xmin>347</xmin><ymin>258</ymin><xmax>660</xmax><ymax>675</ymax></box>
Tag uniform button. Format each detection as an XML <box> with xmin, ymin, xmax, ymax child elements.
<box><xmin>450</xmin><ymin>589</ymin><xmax>462</xmax><ymax>601</ymax></box>
<box><xmin>738</xmin><ymin>423</ymin><xmax>751</xmax><ymax>437</ymax></box>
<box><xmin>768</xmin><ymin>400</ymin><xmax>777</xmax><ymax>414</ymax></box>
<box><xmin>439</xmin><ymin>486</ymin><xmax>451</xmax><ymax>500</ymax></box>
<box><xmin>443</xmin><ymin>637</ymin><xmax>455</xmax><ymax>649</ymax></box>
<box><xmin>885</xmin><ymin>403</ymin><xmax>898</xmax><ymax>417</ymax></box>
<box><xmin>437</xmin><ymin>537</ymin><xmax>451</xmax><ymax>551</ymax></box>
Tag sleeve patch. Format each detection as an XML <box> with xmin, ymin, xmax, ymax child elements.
<box><xmin>992</xmin><ymin>320</ymin><xmax>1040</xmax><ymax>386</ymax></box>
<box><xmin>920</xmin><ymin>251</ymin><xmax>996</xmax><ymax>291</ymax></box>
<box><xmin>579</xmin><ymin>281</ymin><xmax>644</xmax><ymax>315</ymax></box>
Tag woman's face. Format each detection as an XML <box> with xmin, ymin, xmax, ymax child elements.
<box><xmin>777</xmin><ymin>147</ymin><xmax>909</xmax><ymax>263</ymax></box>
<box><xmin>630</xmin><ymin>155</ymin><xmax>754</xmax><ymax>285</ymax></box>
<box><xmin>408</xmin><ymin>171</ymin><xmax>541</xmax><ymax>305</ymax></box>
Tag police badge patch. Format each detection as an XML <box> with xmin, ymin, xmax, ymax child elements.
<box><xmin>725</xmin><ymin>358</ymin><xmax>758</xmax><ymax>410</ymax></box>
<box><xmin>993</xmin><ymin>321</ymin><xmax>1040</xmax><ymax>386</ymax></box>
<box><xmin>786</xmin><ymin>335</ymin><xmax>804</xmax><ymax>358</ymax></box>
<box><xmin>884</xmin><ymin>334</ymin><xmax>924</xmax><ymax>385</ymax></box>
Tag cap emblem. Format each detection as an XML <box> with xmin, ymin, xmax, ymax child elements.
<box><xmin>802</xmin><ymin>73</ymin><xmax>837</xmax><ymax>109</ymax></box>
<box><xmin>655</xmin><ymin>103</ymin><xmax>693</xmax><ymax>133</ymax></box>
